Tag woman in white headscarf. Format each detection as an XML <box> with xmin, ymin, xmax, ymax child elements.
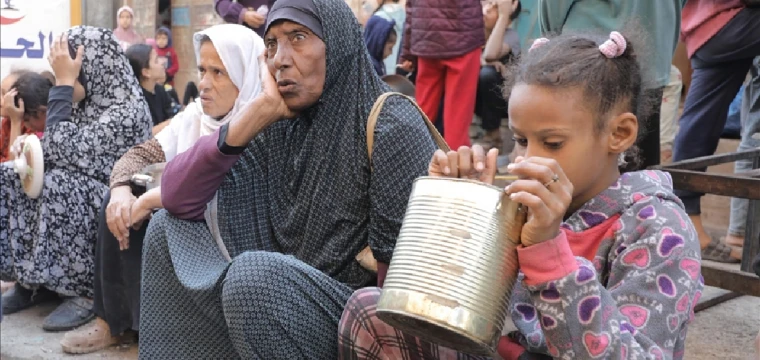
<box><xmin>59</xmin><ymin>23</ymin><xmax>264</xmax><ymax>354</ymax></box>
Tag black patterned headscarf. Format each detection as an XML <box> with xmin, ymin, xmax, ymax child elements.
<box><xmin>216</xmin><ymin>0</ymin><xmax>436</xmax><ymax>288</ymax></box>
<box><xmin>43</xmin><ymin>26</ymin><xmax>152</xmax><ymax>184</ymax></box>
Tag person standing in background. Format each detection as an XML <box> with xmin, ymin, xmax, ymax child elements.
<box><xmin>400</xmin><ymin>0</ymin><xmax>484</xmax><ymax>150</ymax></box>
<box><xmin>154</xmin><ymin>27</ymin><xmax>179</xmax><ymax>86</ymax></box>
<box><xmin>538</xmin><ymin>0</ymin><xmax>683</xmax><ymax>170</ymax></box>
<box><xmin>215</xmin><ymin>0</ymin><xmax>278</xmax><ymax>37</ymax></box>
<box><xmin>373</xmin><ymin>0</ymin><xmax>405</xmax><ymax>76</ymax></box>
<box><xmin>113</xmin><ymin>6</ymin><xmax>144</xmax><ymax>51</ymax></box>
<box><xmin>672</xmin><ymin>0</ymin><xmax>760</xmax><ymax>263</ymax></box>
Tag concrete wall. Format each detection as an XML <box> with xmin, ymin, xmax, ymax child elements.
<box><xmin>81</xmin><ymin>0</ymin><xmax>121</xmax><ymax>29</ymax></box>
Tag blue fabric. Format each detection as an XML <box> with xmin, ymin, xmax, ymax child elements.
<box><xmin>723</xmin><ymin>85</ymin><xmax>744</xmax><ymax>138</ymax></box>
<box><xmin>157</xmin><ymin>26</ymin><xmax>173</xmax><ymax>47</ymax></box>
<box><xmin>45</xmin><ymin>86</ymin><xmax>74</xmax><ymax>129</ymax></box>
<box><xmin>363</xmin><ymin>16</ymin><xmax>395</xmax><ymax>77</ymax></box>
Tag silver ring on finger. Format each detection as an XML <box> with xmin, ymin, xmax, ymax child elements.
<box><xmin>544</xmin><ymin>173</ymin><xmax>559</xmax><ymax>188</ymax></box>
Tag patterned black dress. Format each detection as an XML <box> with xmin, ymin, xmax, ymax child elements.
<box><xmin>137</xmin><ymin>0</ymin><xmax>438</xmax><ymax>358</ymax></box>
<box><xmin>0</xmin><ymin>26</ymin><xmax>152</xmax><ymax>298</ymax></box>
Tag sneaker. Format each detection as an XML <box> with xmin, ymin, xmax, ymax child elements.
<box><xmin>1</xmin><ymin>283</ymin><xmax>58</xmax><ymax>315</ymax></box>
<box><xmin>60</xmin><ymin>317</ymin><xmax>119</xmax><ymax>354</ymax></box>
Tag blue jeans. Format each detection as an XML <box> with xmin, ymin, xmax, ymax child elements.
<box><xmin>729</xmin><ymin>57</ymin><xmax>760</xmax><ymax>237</ymax></box>
<box><xmin>673</xmin><ymin>7</ymin><xmax>760</xmax><ymax>214</ymax></box>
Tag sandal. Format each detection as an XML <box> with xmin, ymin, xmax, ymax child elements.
<box><xmin>722</xmin><ymin>235</ymin><xmax>745</xmax><ymax>248</ymax></box>
<box><xmin>701</xmin><ymin>238</ymin><xmax>740</xmax><ymax>263</ymax></box>
<box><xmin>60</xmin><ymin>317</ymin><xmax>118</xmax><ymax>354</ymax></box>
<box><xmin>42</xmin><ymin>297</ymin><xmax>95</xmax><ymax>332</ymax></box>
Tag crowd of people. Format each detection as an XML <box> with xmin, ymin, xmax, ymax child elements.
<box><xmin>0</xmin><ymin>0</ymin><xmax>759</xmax><ymax>359</ymax></box>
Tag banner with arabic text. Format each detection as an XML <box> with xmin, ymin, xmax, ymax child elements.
<box><xmin>0</xmin><ymin>0</ymin><xmax>72</xmax><ymax>78</ymax></box>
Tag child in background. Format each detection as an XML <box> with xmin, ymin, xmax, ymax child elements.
<box><xmin>363</xmin><ymin>16</ymin><xmax>397</xmax><ymax>77</ymax></box>
<box><xmin>113</xmin><ymin>6</ymin><xmax>144</xmax><ymax>51</ymax></box>
<box><xmin>373</xmin><ymin>0</ymin><xmax>405</xmax><ymax>75</ymax></box>
<box><xmin>339</xmin><ymin>31</ymin><xmax>703</xmax><ymax>360</ymax></box>
<box><xmin>1</xmin><ymin>70</ymin><xmax>38</xmax><ymax>162</ymax></box>
<box><xmin>154</xmin><ymin>27</ymin><xmax>179</xmax><ymax>85</ymax></box>
<box><xmin>382</xmin><ymin>74</ymin><xmax>415</xmax><ymax>98</ymax></box>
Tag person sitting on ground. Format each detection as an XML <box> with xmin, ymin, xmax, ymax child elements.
<box><xmin>125</xmin><ymin>44</ymin><xmax>175</xmax><ymax>133</ymax></box>
<box><xmin>137</xmin><ymin>0</ymin><xmax>438</xmax><ymax>358</ymax></box>
<box><xmin>0</xmin><ymin>26</ymin><xmax>152</xmax><ymax>332</ymax></box>
<box><xmin>59</xmin><ymin>24</ymin><xmax>263</xmax><ymax>354</ymax></box>
<box><xmin>363</xmin><ymin>15</ymin><xmax>397</xmax><ymax>77</ymax></box>
<box><xmin>340</xmin><ymin>30</ymin><xmax>703</xmax><ymax>360</ymax></box>
<box><xmin>0</xmin><ymin>70</ymin><xmax>53</xmax><ymax>306</ymax></box>
<box><xmin>475</xmin><ymin>0</ymin><xmax>522</xmax><ymax>152</ymax></box>
<box><xmin>8</xmin><ymin>71</ymin><xmax>53</xmax><ymax>138</ymax></box>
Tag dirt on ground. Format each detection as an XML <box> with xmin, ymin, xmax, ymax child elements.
<box><xmin>1</xmin><ymin>286</ymin><xmax>759</xmax><ymax>359</ymax></box>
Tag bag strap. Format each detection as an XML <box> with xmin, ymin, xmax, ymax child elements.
<box><xmin>366</xmin><ymin>92</ymin><xmax>449</xmax><ymax>169</ymax></box>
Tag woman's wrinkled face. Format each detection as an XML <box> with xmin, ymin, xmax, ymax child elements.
<box><xmin>0</xmin><ymin>74</ymin><xmax>19</xmax><ymax>118</ymax></box>
<box><xmin>119</xmin><ymin>11</ymin><xmax>133</xmax><ymax>30</ymax></box>
<box><xmin>265</xmin><ymin>20</ymin><xmax>327</xmax><ymax>112</ymax></box>
<box><xmin>197</xmin><ymin>41</ymin><xmax>239</xmax><ymax>118</ymax></box>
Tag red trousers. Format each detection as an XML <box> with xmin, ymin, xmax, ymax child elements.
<box><xmin>415</xmin><ymin>48</ymin><xmax>482</xmax><ymax>149</ymax></box>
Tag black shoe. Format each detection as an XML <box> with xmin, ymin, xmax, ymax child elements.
<box><xmin>1</xmin><ymin>283</ymin><xmax>58</xmax><ymax>315</ymax></box>
<box><xmin>42</xmin><ymin>297</ymin><xmax>95</xmax><ymax>332</ymax></box>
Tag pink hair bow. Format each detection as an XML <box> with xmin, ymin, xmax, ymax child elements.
<box><xmin>529</xmin><ymin>37</ymin><xmax>550</xmax><ymax>52</ymax></box>
<box><xmin>598</xmin><ymin>31</ymin><xmax>627</xmax><ymax>59</ymax></box>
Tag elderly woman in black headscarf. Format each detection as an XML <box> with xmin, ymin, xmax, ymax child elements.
<box><xmin>137</xmin><ymin>0</ymin><xmax>438</xmax><ymax>358</ymax></box>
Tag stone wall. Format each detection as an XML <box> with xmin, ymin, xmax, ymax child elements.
<box><xmin>82</xmin><ymin>0</ymin><xmax>122</xmax><ymax>29</ymax></box>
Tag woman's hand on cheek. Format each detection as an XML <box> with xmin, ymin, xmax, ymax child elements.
<box><xmin>505</xmin><ymin>156</ymin><xmax>573</xmax><ymax>247</ymax></box>
<box><xmin>255</xmin><ymin>53</ymin><xmax>297</xmax><ymax>123</ymax></box>
<box><xmin>428</xmin><ymin>145</ymin><xmax>499</xmax><ymax>184</ymax></box>
<box><xmin>47</xmin><ymin>34</ymin><xmax>83</xmax><ymax>87</ymax></box>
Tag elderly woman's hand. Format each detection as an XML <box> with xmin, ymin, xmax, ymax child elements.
<box><xmin>428</xmin><ymin>145</ymin><xmax>499</xmax><ymax>184</ymax></box>
<box><xmin>107</xmin><ymin>186</ymin><xmax>136</xmax><ymax>250</ymax></box>
<box><xmin>48</xmin><ymin>34</ymin><xmax>83</xmax><ymax>87</ymax></box>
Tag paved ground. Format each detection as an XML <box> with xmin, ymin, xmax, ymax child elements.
<box><xmin>1</xmin><ymin>286</ymin><xmax>758</xmax><ymax>359</ymax></box>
